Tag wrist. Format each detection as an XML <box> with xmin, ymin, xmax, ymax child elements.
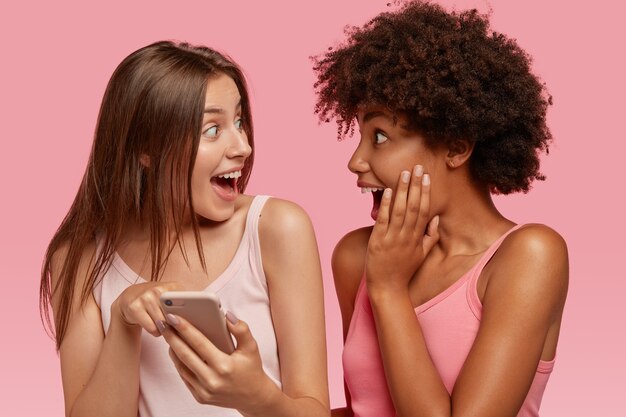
<box><xmin>366</xmin><ymin>282</ymin><xmax>409</xmax><ymax>306</ymax></box>
<box><xmin>240</xmin><ymin>375</ymin><xmax>282</xmax><ymax>417</ymax></box>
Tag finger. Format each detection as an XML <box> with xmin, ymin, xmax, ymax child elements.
<box><xmin>145</xmin><ymin>300</ymin><xmax>168</xmax><ymax>337</ymax></box>
<box><xmin>164</xmin><ymin>314</ymin><xmax>227</xmax><ymax>368</ymax></box>
<box><xmin>225</xmin><ymin>311</ymin><xmax>257</xmax><ymax>355</ymax></box>
<box><xmin>161</xmin><ymin>320</ymin><xmax>209</xmax><ymax>369</ymax></box>
<box><xmin>403</xmin><ymin>165</ymin><xmax>424</xmax><ymax>231</ymax></box>
<box><xmin>138</xmin><ymin>287</ymin><xmax>170</xmax><ymax>337</ymax></box>
<box><xmin>389</xmin><ymin>170</ymin><xmax>411</xmax><ymax>232</ymax></box>
<box><xmin>169</xmin><ymin>347</ymin><xmax>200</xmax><ymax>384</ymax></box>
<box><xmin>422</xmin><ymin>215</ymin><xmax>440</xmax><ymax>255</ymax></box>
<box><xmin>374</xmin><ymin>188</ymin><xmax>393</xmax><ymax>235</ymax></box>
<box><xmin>169</xmin><ymin>348</ymin><xmax>213</xmax><ymax>404</ymax></box>
<box><xmin>134</xmin><ymin>310</ymin><xmax>162</xmax><ymax>337</ymax></box>
<box><xmin>415</xmin><ymin>173</ymin><xmax>432</xmax><ymax>234</ymax></box>
<box><xmin>124</xmin><ymin>292</ymin><xmax>164</xmax><ymax>336</ymax></box>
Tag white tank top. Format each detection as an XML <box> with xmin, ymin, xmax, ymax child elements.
<box><xmin>94</xmin><ymin>195</ymin><xmax>280</xmax><ymax>416</ymax></box>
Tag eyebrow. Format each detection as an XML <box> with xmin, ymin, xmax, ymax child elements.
<box><xmin>203</xmin><ymin>107</ymin><xmax>224</xmax><ymax>114</ymax></box>
<box><xmin>362</xmin><ymin>110</ymin><xmax>410</xmax><ymax>130</ymax></box>
<box><xmin>362</xmin><ymin>111</ymin><xmax>390</xmax><ymax>123</ymax></box>
<box><xmin>203</xmin><ymin>99</ymin><xmax>242</xmax><ymax>114</ymax></box>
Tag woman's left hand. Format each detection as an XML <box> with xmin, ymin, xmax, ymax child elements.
<box><xmin>161</xmin><ymin>312</ymin><xmax>278</xmax><ymax>414</ymax></box>
<box><xmin>365</xmin><ymin>165</ymin><xmax>439</xmax><ymax>295</ymax></box>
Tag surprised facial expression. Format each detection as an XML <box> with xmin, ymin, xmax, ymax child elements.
<box><xmin>348</xmin><ymin>107</ymin><xmax>445</xmax><ymax>220</ymax></box>
<box><xmin>191</xmin><ymin>73</ymin><xmax>252</xmax><ymax>222</ymax></box>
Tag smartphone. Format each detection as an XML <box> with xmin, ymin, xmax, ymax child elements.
<box><xmin>160</xmin><ymin>291</ymin><xmax>235</xmax><ymax>354</ymax></box>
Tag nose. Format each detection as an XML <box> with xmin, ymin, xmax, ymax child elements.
<box><xmin>348</xmin><ymin>138</ymin><xmax>369</xmax><ymax>174</ymax></box>
<box><xmin>226</xmin><ymin>128</ymin><xmax>252</xmax><ymax>160</ymax></box>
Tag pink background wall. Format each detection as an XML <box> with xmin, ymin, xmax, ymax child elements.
<box><xmin>1</xmin><ymin>0</ymin><xmax>624</xmax><ymax>415</ymax></box>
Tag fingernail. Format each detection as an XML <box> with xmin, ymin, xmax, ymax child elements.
<box><xmin>384</xmin><ymin>188</ymin><xmax>392</xmax><ymax>199</ymax></box>
<box><xmin>166</xmin><ymin>313</ymin><xmax>179</xmax><ymax>327</ymax></box>
<box><xmin>156</xmin><ymin>320</ymin><xmax>166</xmax><ymax>334</ymax></box>
<box><xmin>402</xmin><ymin>171</ymin><xmax>410</xmax><ymax>183</ymax></box>
<box><xmin>423</xmin><ymin>174</ymin><xmax>430</xmax><ymax>185</ymax></box>
<box><xmin>226</xmin><ymin>311</ymin><xmax>239</xmax><ymax>325</ymax></box>
<box><xmin>434</xmin><ymin>215</ymin><xmax>440</xmax><ymax>226</ymax></box>
<box><xmin>414</xmin><ymin>165</ymin><xmax>423</xmax><ymax>176</ymax></box>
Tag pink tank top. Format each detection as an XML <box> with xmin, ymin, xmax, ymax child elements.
<box><xmin>343</xmin><ymin>224</ymin><xmax>555</xmax><ymax>417</ymax></box>
<box><xmin>94</xmin><ymin>195</ymin><xmax>280</xmax><ymax>417</ymax></box>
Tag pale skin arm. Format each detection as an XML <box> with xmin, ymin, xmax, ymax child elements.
<box><xmin>51</xmin><ymin>243</ymin><xmax>181</xmax><ymax>417</ymax></box>
<box><xmin>162</xmin><ymin>198</ymin><xmax>330</xmax><ymax>417</ymax></box>
<box><xmin>366</xmin><ymin>167</ymin><xmax>568</xmax><ymax>417</ymax></box>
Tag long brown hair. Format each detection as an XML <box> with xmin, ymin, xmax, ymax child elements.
<box><xmin>40</xmin><ymin>41</ymin><xmax>255</xmax><ymax>349</ymax></box>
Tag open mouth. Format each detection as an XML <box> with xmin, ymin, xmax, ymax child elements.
<box><xmin>361</xmin><ymin>186</ymin><xmax>385</xmax><ymax>220</ymax></box>
<box><xmin>210</xmin><ymin>170</ymin><xmax>242</xmax><ymax>202</ymax></box>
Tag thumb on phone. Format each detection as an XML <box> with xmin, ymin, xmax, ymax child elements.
<box><xmin>225</xmin><ymin>311</ymin><xmax>258</xmax><ymax>354</ymax></box>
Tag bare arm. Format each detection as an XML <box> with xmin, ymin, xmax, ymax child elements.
<box><xmin>449</xmin><ymin>225</ymin><xmax>568</xmax><ymax>416</ymax></box>
<box><xmin>330</xmin><ymin>227</ymin><xmax>370</xmax><ymax>417</ymax></box>
<box><xmin>52</xmin><ymin>244</ymin><xmax>140</xmax><ymax>417</ymax></box>
<box><xmin>367</xmin><ymin>170</ymin><xmax>568</xmax><ymax>417</ymax></box>
<box><xmin>257</xmin><ymin>198</ymin><xmax>330</xmax><ymax>416</ymax></box>
<box><xmin>52</xmin><ymin>244</ymin><xmax>181</xmax><ymax>417</ymax></box>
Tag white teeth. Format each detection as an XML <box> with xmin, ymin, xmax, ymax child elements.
<box><xmin>217</xmin><ymin>170</ymin><xmax>242</xmax><ymax>179</ymax></box>
<box><xmin>361</xmin><ymin>187</ymin><xmax>385</xmax><ymax>194</ymax></box>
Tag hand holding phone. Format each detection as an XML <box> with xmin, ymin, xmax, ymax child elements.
<box><xmin>160</xmin><ymin>291</ymin><xmax>235</xmax><ymax>354</ymax></box>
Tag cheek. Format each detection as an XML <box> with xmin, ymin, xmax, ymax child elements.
<box><xmin>400</xmin><ymin>149</ymin><xmax>440</xmax><ymax>175</ymax></box>
<box><xmin>189</xmin><ymin>160</ymin><xmax>213</xmax><ymax>200</ymax></box>
<box><xmin>193</xmin><ymin>145</ymin><xmax>221</xmax><ymax>174</ymax></box>
<box><xmin>380</xmin><ymin>153</ymin><xmax>422</xmax><ymax>180</ymax></box>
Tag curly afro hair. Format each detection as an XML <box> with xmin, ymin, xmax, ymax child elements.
<box><xmin>312</xmin><ymin>0</ymin><xmax>553</xmax><ymax>194</ymax></box>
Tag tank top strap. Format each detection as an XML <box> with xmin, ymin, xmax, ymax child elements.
<box><xmin>466</xmin><ymin>224</ymin><xmax>525</xmax><ymax>319</ymax></box>
<box><xmin>355</xmin><ymin>273</ymin><xmax>368</xmax><ymax>305</ymax></box>
<box><xmin>245</xmin><ymin>195</ymin><xmax>272</xmax><ymax>234</ymax></box>
<box><xmin>92</xmin><ymin>236</ymin><xmax>108</xmax><ymax>308</ymax></box>
<box><xmin>245</xmin><ymin>195</ymin><xmax>272</xmax><ymax>292</ymax></box>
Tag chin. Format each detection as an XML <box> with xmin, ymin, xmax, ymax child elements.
<box><xmin>195</xmin><ymin>204</ymin><xmax>235</xmax><ymax>223</ymax></box>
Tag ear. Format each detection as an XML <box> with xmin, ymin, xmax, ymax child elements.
<box><xmin>139</xmin><ymin>154</ymin><xmax>151</xmax><ymax>168</ymax></box>
<box><xmin>446</xmin><ymin>139</ymin><xmax>474</xmax><ymax>169</ymax></box>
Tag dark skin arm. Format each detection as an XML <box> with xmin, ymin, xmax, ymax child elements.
<box><xmin>330</xmin><ymin>227</ymin><xmax>371</xmax><ymax>417</ymax></box>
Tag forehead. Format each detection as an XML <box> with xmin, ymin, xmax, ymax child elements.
<box><xmin>204</xmin><ymin>73</ymin><xmax>241</xmax><ymax>108</ymax></box>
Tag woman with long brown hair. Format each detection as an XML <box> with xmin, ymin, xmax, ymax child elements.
<box><xmin>40</xmin><ymin>41</ymin><xmax>329</xmax><ymax>417</ymax></box>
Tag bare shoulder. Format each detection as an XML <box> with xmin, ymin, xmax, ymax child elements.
<box><xmin>257</xmin><ymin>197</ymin><xmax>316</xmax><ymax>241</ymax></box>
<box><xmin>332</xmin><ymin>226</ymin><xmax>372</xmax><ymax>281</ymax></box>
<box><xmin>497</xmin><ymin>223</ymin><xmax>568</xmax><ymax>269</ymax></box>
<box><xmin>257</xmin><ymin>197</ymin><xmax>321</xmax><ymax>287</ymax></box>
<box><xmin>486</xmin><ymin>223</ymin><xmax>569</xmax><ymax>305</ymax></box>
<box><xmin>508</xmin><ymin>223</ymin><xmax>566</xmax><ymax>248</ymax></box>
<box><xmin>51</xmin><ymin>239</ymin><xmax>98</xmax><ymax>267</ymax></box>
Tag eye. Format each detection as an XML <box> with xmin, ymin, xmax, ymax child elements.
<box><xmin>374</xmin><ymin>131</ymin><xmax>388</xmax><ymax>145</ymax></box>
<box><xmin>234</xmin><ymin>118</ymin><xmax>243</xmax><ymax>131</ymax></box>
<box><xmin>203</xmin><ymin>125</ymin><xmax>219</xmax><ymax>138</ymax></box>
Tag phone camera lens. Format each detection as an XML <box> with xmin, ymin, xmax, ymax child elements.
<box><xmin>165</xmin><ymin>299</ymin><xmax>173</xmax><ymax>306</ymax></box>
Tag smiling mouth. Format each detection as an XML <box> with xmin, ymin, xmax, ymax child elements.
<box><xmin>210</xmin><ymin>170</ymin><xmax>242</xmax><ymax>201</ymax></box>
<box><xmin>361</xmin><ymin>187</ymin><xmax>384</xmax><ymax>220</ymax></box>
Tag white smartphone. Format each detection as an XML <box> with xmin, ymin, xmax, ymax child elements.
<box><xmin>160</xmin><ymin>291</ymin><xmax>235</xmax><ymax>354</ymax></box>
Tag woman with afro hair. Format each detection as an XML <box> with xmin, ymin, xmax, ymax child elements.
<box><xmin>313</xmin><ymin>1</ymin><xmax>568</xmax><ymax>416</ymax></box>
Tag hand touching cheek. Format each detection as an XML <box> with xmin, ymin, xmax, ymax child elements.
<box><xmin>366</xmin><ymin>165</ymin><xmax>439</xmax><ymax>295</ymax></box>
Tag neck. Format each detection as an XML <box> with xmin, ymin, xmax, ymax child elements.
<box><xmin>434</xmin><ymin>177</ymin><xmax>514</xmax><ymax>257</ymax></box>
